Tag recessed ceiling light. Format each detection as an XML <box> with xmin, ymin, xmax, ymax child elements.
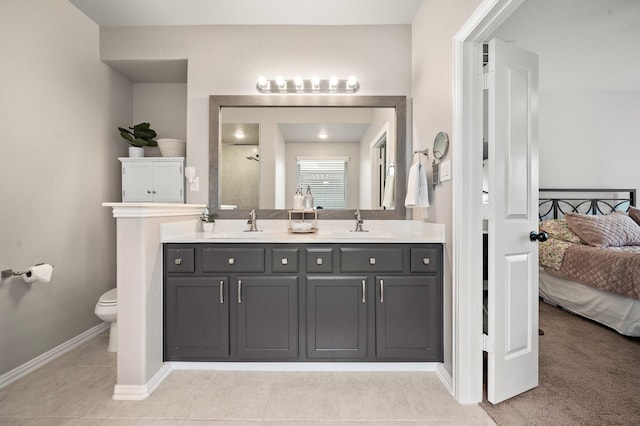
<box><xmin>318</xmin><ymin>132</ymin><xmax>328</xmax><ymax>140</ymax></box>
<box><xmin>234</xmin><ymin>130</ymin><xmax>245</xmax><ymax>139</ymax></box>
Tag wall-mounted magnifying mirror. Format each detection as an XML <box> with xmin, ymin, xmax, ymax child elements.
<box><xmin>433</xmin><ymin>131</ymin><xmax>449</xmax><ymax>160</ymax></box>
<box><xmin>432</xmin><ymin>132</ymin><xmax>449</xmax><ymax>189</ymax></box>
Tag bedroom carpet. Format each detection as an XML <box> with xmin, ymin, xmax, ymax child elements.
<box><xmin>481</xmin><ymin>301</ymin><xmax>640</xmax><ymax>425</ymax></box>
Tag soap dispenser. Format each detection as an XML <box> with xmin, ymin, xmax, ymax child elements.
<box><xmin>293</xmin><ymin>186</ymin><xmax>304</xmax><ymax>210</ymax></box>
<box><xmin>304</xmin><ymin>185</ymin><xmax>314</xmax><ymax>210</ymax></box>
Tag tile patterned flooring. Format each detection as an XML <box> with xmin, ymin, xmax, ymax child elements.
<box><xmin>0</xmin><ymin>332</ymin><xmax>495</xmax><ymax>425</ymax></box>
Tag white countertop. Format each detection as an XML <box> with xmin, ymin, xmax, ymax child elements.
<box><xmin>161</xmin><ymin>219</ymin><xmax>446</xmax><ymax>244</ymax></box>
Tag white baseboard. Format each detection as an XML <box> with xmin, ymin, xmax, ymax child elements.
<box><xmin>436</xmin><ymin>363</ymin><xmax>454</xmax><ymax>395</ymax></box>
<box><xmin>0</xmin><ymin>322</ymin><xmax>109</xmax><ymax>390</ymax></box>
<box><xmin>113</xmin><ymin>362</ymin><xmax>172</xmax><ymax>400</ymax></box>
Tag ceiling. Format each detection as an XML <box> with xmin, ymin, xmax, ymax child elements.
<box><xmin>69</xmin><ymin>0</ymin><xmax>423</xmax><ymax>27</ymax></box>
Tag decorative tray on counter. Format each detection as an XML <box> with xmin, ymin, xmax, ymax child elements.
<box><xmin>288</xmin><ymin>209</ymin><xmax>318</xmax><ymax>234</ymax></box>
<box><xmin>287</xmin><ymin>227</ymin><xmax>318</xmax><ymax>234</ymax></box>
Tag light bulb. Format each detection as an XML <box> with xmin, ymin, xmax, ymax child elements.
<box><xmin>276</xmin><ymin>76</ymin><xmax>286</xmax><ymax>90</ymax></box>
<box><xmin>329</xmin><ymin>76</ymin><xmax>338</xmax><ymax>89</ymax></box>
<box><xmin>347</xmin><ymin>75</ymin><xmax>358</xmax><ymax>88</ymax></box>
<box><xmin>318</xmin><ymin>132</ymin><xmax>328</xmax><ymax>140</ymax></box>
<box><xmin>294</xmin><ymin>76</ymin><xmax>304</xmax><ymax>90</ymax></box>
<box><xmin>311</xmin><ymin>76</ymin><xmax>320</xmax><ymax>89</ymax></box>
<box><xmin>234</xmin><ymin>130</ymin><xmax>245</xmax><ymax>139</ymax></box>
<box><xmin>257</xmin><ymin>75</ymin><xmax>268</xmax><ymax>89</ymax></box>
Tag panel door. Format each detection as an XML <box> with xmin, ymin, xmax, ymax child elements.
<box><xmin>375</xmin><ymin>275</ymin><xmax>442</xmax><ymax>361</ymax></box>
<box><xmin>306</xmin><ymin>276</ymin><xmax>368</xmax><ymax>359</ymax></box>
<box><xmin>122</xmin><ymin>161</ymin><xmax>153</xmax><ymax>202</ymax></box>
<box><xmin>487</xmin><ymin>38</ymin><xmax>539</xmax><ymax>404</ymax></box>
<box><xmin>164</xmin><ymin>277</ymin><xmax>229</xmax><ymax>360</ymax></box>
<box><xmin>235</xmin><ymin>276</ymin><xmax>298</xmax><ymax>360</ymax></box>
<box><xmin>152</xmin><ymin>161</ymin><xmax>184</xmax><ymax>203</ymax></box>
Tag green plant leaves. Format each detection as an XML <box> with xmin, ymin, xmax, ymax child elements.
<box><xmin>118</xmin><ymin>122</ymin><xmax>158</xmax><ymax>147</ymax></box>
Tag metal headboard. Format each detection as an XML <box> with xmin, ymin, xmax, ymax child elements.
<box><xmin>539</xmin><ymin>188</ymin><xmax>636</xmax><ymax>221</ymax></box>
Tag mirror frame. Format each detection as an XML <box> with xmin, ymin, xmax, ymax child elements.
<box><xmin>209</xmin><ymin>95</ymin><xmax>407</xmax><ymax>219</ymax></box>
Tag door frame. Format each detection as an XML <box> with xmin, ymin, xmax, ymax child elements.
<box><xmin>452</xmin><ymin>0</ymin><xmax>527</xmax><ymax>404</ymax></box>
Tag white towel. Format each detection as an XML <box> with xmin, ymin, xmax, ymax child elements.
<box><xmin>382</xmin><ymin>173</ymin><xmax>395</xmax><ymax>209</ymax></box>
<box><xmin>405</xmin><ymin>162</ymin><xmax>430</xmax><ymax>208</ymax></box>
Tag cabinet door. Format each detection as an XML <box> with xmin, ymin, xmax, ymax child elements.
<box><xmin>152</xmin><ymin>161</ymin><xmax>184</xmax><ymax>203</ymax></box>
<box><xmin>306</xmin><ymin>276</ymin><xmax>368</xmax><ymax>359</ymax></box>
<box><xmin>165</xmin><ymin>277</ymin><xmax>229</xmax><ymax>360</ymax></box>
<box><xmin>375</xmin><ymin>275</ymin><xmax>442</xmax><ymax>361</ymax></box>
<box><xmin>122</xmin><ymin>161</ymin><xmax>153</xmax><ymax>202</ymax></box>
<box><xmin>235</xmin><ymin>276</ymin><xmax>298</xmax><ymax>360</ymax></box>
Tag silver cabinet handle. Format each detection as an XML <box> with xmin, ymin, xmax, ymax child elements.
<box><xmin>369</xmin><ymin>257</ymin><xmax>376</xmax><ymax>265</ymax></box>
<box><xmin>219</xmin><ymin>280</ymin><xmax>224</xmax><ymax>304</ymax></box>
<box><xmin>281</xmin><ymin>258</ymin><xmax>288</xmax><ymax>265</ymax></box>
<box><xmin>362</xmin><ymin>279</ymin><xmax>366</xmax><ymax>304</ymax></box>
<box><xmin>174</xmin><ymin>258</ymin><xmax>182</xmax><ymax>265</ymax></box>
<box><xmin>422</xmin><ymin>257</ymin><xmax>430</xmax><ymax>265</ymax></box>
<box><xmin>228</xmin><ymin>257</ymin><xmax>235</xmax><ymax>265</ymax></box>
<box><xmin>237</xmin><ymin>279</ymin><xmax>242</xmax><ymax>304</ymax></box>
<box><xmin>380</xmin><ymin>279</ymin><xmax>384</xmax><ymax>303</ymax></box>
<box><xmin>316</xmin><ymin>257</ymin><xmax>323</xmax><ymax>265</ymax></box>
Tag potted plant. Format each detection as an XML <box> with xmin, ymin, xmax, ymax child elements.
<box><xmin>118</xmin><ymin>122</ymin><xmax>158</xmax><ymax>157</ymax></box>
<box><xmin>200</xmin><ymin>207</ymin><xmax>218</xmax><ymax>233</ymax></box>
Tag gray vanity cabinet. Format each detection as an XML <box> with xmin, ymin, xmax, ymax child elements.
<box><xmin>164</xmin><ymin>276</ymin><xmax>229</xmax><ymax>360</ymax></box>
<box><xmin>235</xmin><ymin>276</ymin><xmax>298</xmax><ymax>360</ymax></box>
<box><xmin>163</xmin><ymin>242</ymin><xmax>443</xmax><ymax>363</ymax></box>
<box><xmin>306</xmin><ymin>276</ymin><xmax>369</xmax><ymax>359</ymax></box>
<box><xmin>375</xmin><ymin>275</ymin><xmax>442</xmax><ymax>360</ymax></box>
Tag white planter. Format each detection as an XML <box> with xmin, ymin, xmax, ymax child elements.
<box><xmin>129</xmin><ymin>146</ymin><xmax>144</xmax><ymax>158</ymax></box>
<box><xmin>202</xmin><ymin>222</ymin><xmax>215</xmax><ymax>233</ymax></box>
<box><xmin>157</xmin><ymin>139</ymin><xmax>186</xmax><ymax>157</ymax></box>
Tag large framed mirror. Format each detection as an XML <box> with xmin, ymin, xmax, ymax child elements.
<box><xmin>209</xmin><ymin>95</ymin><xmax>407</xmax><ymax>219</ymax></box>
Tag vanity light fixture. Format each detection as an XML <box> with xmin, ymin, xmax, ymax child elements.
<box><xmin>256</xmin><ymin>75</ymin><xmax>359</xmax><ymax>94</ymax></box>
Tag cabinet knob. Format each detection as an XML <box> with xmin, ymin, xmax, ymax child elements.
<box><xmin>174</xmin><ymin>258</ymin><xmax>182</xmax><ymax>265</ymax></box>
<box><xmin>228</xmin><ymin>257</ymin><xmax>235</xmax><ymax>265</ymax></box>
<box><xmin>147</xmin><ymin>190</ymin><xmax>151</xmax><ymax>194</ymax></box>
<box><xmin>422</xmin><ymin>258</ymin><xmax>430</xmax><ymax>265</ymax></box>
<box><xmin>316</xmin><ymin>258</ymin><xmax>323</xmax><ymax>265</ymax></box>
<box><xmin>369</xmin><ymin>257</ymin><xmax>376</xmax><ymax>265</ymax></box>
<box><xmin>281</xmin><ymin>258</ymin><xmax>288</xmax><ymax>265</ymax></box>
<box><xmin>152</xmin><ymin>190</ymin><xmax>156</xmax><ymax>194</ymax></box>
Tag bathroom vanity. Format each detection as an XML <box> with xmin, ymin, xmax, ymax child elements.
<box><xmin>162</xmin><ymin>222</ymin><xmax>444</xmax><ymax>363</ymax></box>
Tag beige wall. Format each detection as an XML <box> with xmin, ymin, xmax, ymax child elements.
<box><xmin>100</xmin><ymin>25</ymin><xmax>412</xmax><ymax>205</ymax></box>
<box><xmin>412</xmin><ymin>0</ymin><xmax>484</xmax><ymax>376</ymax></box>
<box><xmin>0</xmin><ymin>0</ymin><xmax>132</xmax><ymax>375</ymax></box>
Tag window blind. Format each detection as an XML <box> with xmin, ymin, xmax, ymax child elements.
<box><xmin>297</xmin><ymin>159</ymin><xmax>348</xmax><ymax>210</ymax></box>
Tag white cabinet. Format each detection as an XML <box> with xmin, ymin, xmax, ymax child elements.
<box><xmin>120</xmin><ymin>157</ymin><xmax>185</xmax><ymax>203</ymax></box>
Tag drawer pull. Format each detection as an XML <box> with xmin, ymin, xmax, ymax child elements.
<box><xmin>422</xmin><ymin>257</ymin><xmax>430</xmax><ymax>265</ymax></box>
<box><xmin>281</xmin><ymin>258</ymin><xmax>288</xmax><ymax>265</ymax></box>
<box><xmin>362</xmin><ymin>280</ymin><xmax>366</xmax><ymax>304</ymax></box>
<box><xmin>228</xmin><ymin>257</ymin><xmax>235</xmax><ymax>265</ymax></box>
<box><xmin>380</xmin><ymin>279</ymin><xmax>384</xmax><ymax>303</ymax></box>
<box><xmin>316</xmin><ymin>258</ymin><xmax>323</xmax><ymax>265</ymax></box>
<box><xmin>219</xmin><ymin>280</ymin><xmax>224</xmax><ymax>304</ymax></box>
<box><xmin>369</xmin><ymin>257</ymin><xmax>376</xmax><ymax>265</ymax></box>
<box><xmin>237</xmin><ymin>280</ymin><xmax>242</xmax><ymax>304</ymax></box>
<box><xmin>174</xmin><ymin>258</ymin><xmax>182</xmax><ymax>265</ymax></box>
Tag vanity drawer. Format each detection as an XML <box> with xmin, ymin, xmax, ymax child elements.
<box><xmin>272</xmin><ymin>248</ymin><xmax>299</xmax><ymax>273</ymax></box>
<box><xmin>306</xmin><ymin>248</ymin><xmax>333</xmax><ymax>273</ymax></box>
<box><xmin>340</xmin><ymin>247</ymin><xmax>403</xmax><ymax>272</ymax></box>
<box><xmin>165</xmin><ymin>248</ymin><xmax>195</xmax><ymax>273</ymax></box>
<box><xmin>201</xmin><ymin>247</ymin><xmax>265</xmax><ymax>273</ymax></box>
<box><xmin>410</xmin><ymin>247</ymin><xmax>441</xmax><ymax>273</ymax></box>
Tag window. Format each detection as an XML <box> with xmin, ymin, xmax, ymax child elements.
<box><xmin>297</xmin><ymin>157</ymin><xmax>348</xmax><ymax>210</ymax></box>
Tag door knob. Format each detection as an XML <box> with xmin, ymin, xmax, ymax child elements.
<box><xmin>529</xmin><ymin>231</ymin><xmax>548</xmax><ymax>242</ymax></box>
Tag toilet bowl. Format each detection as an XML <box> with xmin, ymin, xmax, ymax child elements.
<box><xmin>94</xmin><ymin>288</ymin><xmax>117</xmax><ymax>352</ymax></box>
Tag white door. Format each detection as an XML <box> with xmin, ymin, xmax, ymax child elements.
<box><xmin>486</xmin><ymin>38</ymin><xmax>540</xmax><ymax>404</ymax></box>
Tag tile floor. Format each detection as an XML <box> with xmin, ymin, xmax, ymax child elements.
<box><xmin>0</xmin><ymin>332</ymin><xmax>495</xmax><ymax>425</ymax></box>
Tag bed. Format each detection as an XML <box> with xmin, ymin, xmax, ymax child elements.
<box><xmin>538</xmin><ymin>188</ymin><xmax>640</xmax><ymax>336</ymax></box>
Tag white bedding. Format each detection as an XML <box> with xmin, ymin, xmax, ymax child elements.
<box><xmin>539</xmin><ymin>268</ymin><xmax>640</xmax><ymax>336</ymax></box>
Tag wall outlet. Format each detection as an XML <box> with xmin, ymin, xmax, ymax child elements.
<box><xmin>440</xmin><ymin>160</ymin><xmax>452</xmax><ymax>181</ymax></box>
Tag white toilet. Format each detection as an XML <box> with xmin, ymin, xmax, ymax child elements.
<box><xmin>94</xmin><ymin>288</ymin><xmax>117</xmax><ymax>352</ymax></box>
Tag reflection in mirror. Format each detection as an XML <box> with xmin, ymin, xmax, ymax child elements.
<box><xmin>210</xmin><ymin>96</ymin><xmax>407</xmax><ymax>220</ymax></box>
<box><xmin>220</xmin><ymin>123</ymin><xmax>260</xmax><ymax>210</ymax></box>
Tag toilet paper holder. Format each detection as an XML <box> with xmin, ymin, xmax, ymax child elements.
<box><xmin>1</xmin><ymin>263</ymin><xmax>53</xmax><ymax>279</ymax></box>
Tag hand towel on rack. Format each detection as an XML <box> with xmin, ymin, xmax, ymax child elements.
<box><xmin>405</xmin><ymin>162</ymin><xmax>430</xmax><ymax>208</ymax></box>
<box><xmin>382</xmin><ymin>173</ymin><xmax>395</xmax><ymax>209</ymax></box>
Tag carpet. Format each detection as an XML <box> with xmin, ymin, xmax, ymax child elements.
<box><xmin>481</xmin><ymin>301</ymin><xmax>640</xmax><ymax>425</ymax></box>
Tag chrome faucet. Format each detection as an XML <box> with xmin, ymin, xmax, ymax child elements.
<box><xmin>247</xmin><ymin>209</ymin><xmax>258</xmax><ymax>232</ymax></box>
<box><xmin>354</xmin><ymin>209</ymin><xmax>366</xmax><ymax>232</ymax></box>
